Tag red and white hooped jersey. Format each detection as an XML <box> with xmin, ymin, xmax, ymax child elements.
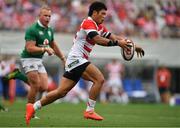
<box><xmin>68</xmin><ymin>17</ymin><xmax>110</xmax><ymax>60</ymax></box>
<box><xmin>106</xmin><ymin>62</ymin><xmax>123</xmax><ymax>79</ymax></box>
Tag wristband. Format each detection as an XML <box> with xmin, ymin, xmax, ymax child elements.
<box><xmin>107</xmin><ymin>40</ymin><xmax>118</xmax><ymax>46</ymax></box>
<box><xmin>41</xmin><ymin>47</ymin><xmax>45</xmax><ymax>53</ymax></box>
<box><xmin>61</xmin><ymin>56</ymin><xmax>66</xmax><ymax>60</ymax></box>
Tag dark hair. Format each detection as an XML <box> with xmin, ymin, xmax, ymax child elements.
<box><xmin>88</xmin><ymin>1</ymin><xmax>107</xmax><ymax>16</ymax></box>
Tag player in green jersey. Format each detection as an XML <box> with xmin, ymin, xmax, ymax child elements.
<box><xmin>7</xmin><ymin>5</ymin><xmax>66</xmax><ymax>116</ymax></box>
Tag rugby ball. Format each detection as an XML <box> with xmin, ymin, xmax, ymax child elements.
<box><xmin>121</xmin><ymin>40</ymin><xmax>135</xmax><ymax>61</ymax></box>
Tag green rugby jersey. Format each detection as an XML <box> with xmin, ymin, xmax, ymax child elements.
<box><xmin>21</xmin><ymin>21</ymin><xmax>54</xmax><ymax>58</ymax></box>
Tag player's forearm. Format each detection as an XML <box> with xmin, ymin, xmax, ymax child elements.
<box><xmin>50</xmin><ymin>42</ymin><xmax>65</xmax><ymax>60</ymax></box>
<box><xmin>109</xmin><ymin>33</ymin><xmax>126</xmax><ymax>41</ymax></box>
<box><xmin>54</xmin><ymin>48</ymin><xmax>65</xmax><ymax>61</ymax></box>
<box><xmin>26</xmin><ymin>46</ymin><xmax>44</xmax><ymax>54</ymax></box>
<box><xmin>92</xmin><ymin>35</ymin><xmax>117</xmax><ymax>46</ymax></box>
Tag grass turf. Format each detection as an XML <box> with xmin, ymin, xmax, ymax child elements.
<box><xmin>0</xmin><ymin>100</ymin><xmax>180</xmax><ymax>127</ymax></box>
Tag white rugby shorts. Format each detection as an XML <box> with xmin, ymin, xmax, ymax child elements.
<box><xmin>20</xmin><ymin>58</ymin><xmax>46</xmax><ymax>74</ymax></box>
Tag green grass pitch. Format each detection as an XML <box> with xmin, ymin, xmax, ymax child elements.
<box><xmin>0</xmin><ymin>100</ymin><xmax>180</xmax><ymax>127</ymax></box>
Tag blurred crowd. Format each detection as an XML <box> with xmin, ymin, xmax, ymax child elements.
<box><xmin>0</xmin><ymin>0</ymin><xmax>180</xmax><ymax>39</ymax></box>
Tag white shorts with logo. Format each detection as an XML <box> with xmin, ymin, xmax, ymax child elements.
<box><xmin>20</xmin><ymin>58</ymin><xmax>46</xmax><ymax>74</ymax></box>
<box><xmin>65</xmin><ymin>56</ymin><xmax>88</xmax><ymax>72</ymax></box>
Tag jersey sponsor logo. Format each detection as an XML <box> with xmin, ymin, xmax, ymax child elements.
<box><xmin>39</xmin><ymin>31</ymin><xmax>44</xmax><ymax>35</ymax></box>
<box><xmin>39</xmin><ymin>39</ymin><xmax>49</xmax><ymax>47</ymax></box>
<box><xmin>43</xmin><ymin>39</ymin><xmax>49</xmax><ymax>47</ymax></box>
<box><xmin>68</xmin><ymin>59</ymin><xmax>79</xmax><ymax>68</ymax></box>
<box><xmin>43</xmin><ymin>39</ymin><xmax>49</xmax><ymax>45</ymax></box>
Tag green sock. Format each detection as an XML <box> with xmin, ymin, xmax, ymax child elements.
<box><xmin>0</xmin><ymin>104</ymin><xmax>5</xmax><ymax>110</ymax></box>
<box><xmin>15</xmin><ymin>72</ymin><xmax>28</xmax><ymax>84</ymax></box>
<box><xmin>7</xmin><ymin>69</ymin><xmax>28</xmax><ymax>84</ymax></box>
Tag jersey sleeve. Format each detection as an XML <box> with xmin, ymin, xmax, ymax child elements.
<box><xmin>103</xmin><ymin>25</ymin><xmax>108</xmax><ymax>33</ymax></box>
<box><xmin>50</xmin><ymin>28</ymin><xmax>54</xmax><ymax>42</ymax></box>
<box><xmin>24</xmin><ymin>27</ymin><xmax>36</xmax><ymax>41</ymax></box>
<box><xmin>101</xmin><ymin>25</ymin><xmax>111</xmax><ymax>38</ymax></box>
<box><xmin>81</xmin><ymin>20</ymin><xmax>97</xmax><ymax>34</ymax></box>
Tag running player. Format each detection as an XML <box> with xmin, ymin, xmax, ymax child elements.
<box><xmin>25</xmin><ymin>1</ymin><xmax>144</xmax><ymax>125</ymax></box>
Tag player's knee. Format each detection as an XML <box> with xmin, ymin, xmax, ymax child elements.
<box><xmin>29</xmin><ymin>80</ymin><xmax>41</xmax><ymax>91</ymax></box>
<box><xmin>96</xmin><ymin>75</ymin><xmax>105</xmax><ymax>86</ymax></box>
<box><xmin>99</xmin><ymin>76</ymin><xmax>105</xmax><ymax>84</ymax></box>
<box><xmin>29</xmin><ymin>78</ymin><xmax>40</xmax><ymax>86</ymax></box>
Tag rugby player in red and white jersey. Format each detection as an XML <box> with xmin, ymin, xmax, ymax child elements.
<box><xmin>25</xmin><ymin>1</ymin><xmax>144</xmax><ymax>125</ymax></box>
<box><xmin>103</xmin><ymin>59</ymin><xmax>129</xmax><ymax>104</ymax></box>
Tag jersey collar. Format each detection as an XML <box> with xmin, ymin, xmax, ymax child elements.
<box><xmin>88</xmin><ymin>17</ymin><xmax>98</xmax><ymax>29</ymax></box>
<box><xmin>37</xmin><ymin>20</ymin><xmax>49</xmax><ymax>29</ymax></box>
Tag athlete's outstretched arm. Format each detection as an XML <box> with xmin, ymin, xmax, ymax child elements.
<box><xmin>109</xmin><ymin>33</ymin><xmax>126</xmax><ymax>41</ymax></box>
<box><xmin>89</xmin><ymin>32</ymin><xmax>130</xmax><ymax>50</ymax></box>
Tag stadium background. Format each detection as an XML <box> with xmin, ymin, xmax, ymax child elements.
<box><xmin>0</xmin><ymin>0</ymin><xmax>180</xmax><ymax>127</ymax></box>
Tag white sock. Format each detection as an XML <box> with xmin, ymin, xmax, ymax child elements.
<box><xmin>86</xmin><ymin>98</ymin><xmax>96</xmax><ymax>111</ymax></box>
<box><xmin>33</xmin><ymin>100</ymin><xmax>42</xmax><ymax>111</ymax></box>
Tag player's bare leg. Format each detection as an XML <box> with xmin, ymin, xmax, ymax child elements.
<box><xmin>32</xmin><ymin>73</ymin><xmax>48</xmax><ymax>120</ymax></box>
<box><xmin>82</xmin><ymin>64</ymin><xmax>104</xmax><ymax>121</ymax></box>
<box><xmin>25</xmin><ymin>77</ymin><xmax>76</xmax><ymax>125</ymax></box>
<box><xmin>39</xmin><ymin>73</ymin><xmax>48</xmax><ymax>93</ymax></box>
<box><xmin>25</xmin><ymin>71</ymin><xmax>41</xmax><ymax>125</ymax></box>
<box><xmin>26</xmin><ymin>71</ymin><xmax>41</xmax><ymax>103</ymax></box>
<box><xmin>41</xmin><ymin>77</ymin><xmax>76</xmax><ymax>105</ymax></box>
<box><xmin>26</xmin><ymin>63</ymin><xmax>105</xmax><ymax>123</ymax></box>
<box><xmin>36</xmin><ymin>73</ymin><xmax>49</xmax><ymax>102</ymax></box>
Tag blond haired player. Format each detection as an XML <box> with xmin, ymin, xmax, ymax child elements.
<box><xmin>19</xmin><ymin>5</ymin><xmax>65</xmax><ymax>119</ymax></box>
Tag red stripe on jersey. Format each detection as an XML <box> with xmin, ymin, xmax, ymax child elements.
<box><xmin>84</xmin><ymin>45</ymin><xmax>92</xmax><ymax>53</ymax></box>
<box><xmin>83</xmin><ymin>53</ymin><xmax>88</xmax><ymax>60</ymax></box>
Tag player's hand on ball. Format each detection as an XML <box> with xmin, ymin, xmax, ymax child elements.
<box><xmin>120</xmin><ymin>39</ymin><xmax>135</xmax><ymax>61</ymax></box>
<box><xmin>135</xmin><ymin>46</ymin><xmax>145</xmax><ymax>58</ymax></box>
<box><xmin>45</xmin><ymin>47</ymin><xmax>55</xmax><ymax>56</ymax></box>
<box><xmin>118</xmin><ymin>39</ymin><xmax>131</xmax><ymax>50</ymax></box>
